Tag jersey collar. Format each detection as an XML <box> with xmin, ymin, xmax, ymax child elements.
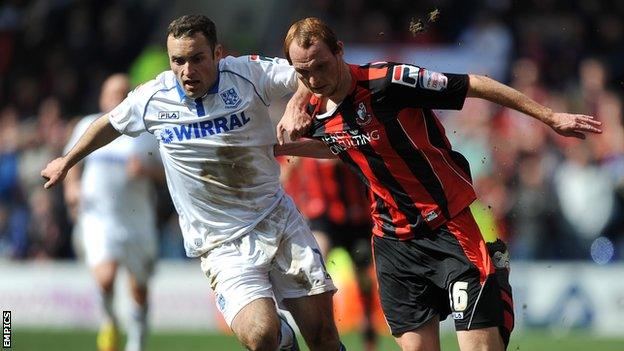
<box><xmin>175</xmin><ymin>71</ymin><xmax>221</xmax><ymax>102</ymax></box>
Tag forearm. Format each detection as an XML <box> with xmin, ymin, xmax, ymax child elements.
<box><xmin>289</xmin><ymin>79</ymin><xmax>313</xmax><ymax>111</ymax></box>
<box><xmin>276</xmin><ymin>80</ymin><xmax>313</xmax><ymax>143</ymax></box>
<box><xmin>274</xmin><ymin>139</ymin><xmax>336</xmax><ymax>159</ymax></box>
<box><xmin>467</xmin><ymin>74</ymin><xmax>553</xmax><ymax>125</ymax></box>
<box><xmin>64</xmin><ymin>114</ymin><xmax>121</xmax><ymax>169</ymax></box>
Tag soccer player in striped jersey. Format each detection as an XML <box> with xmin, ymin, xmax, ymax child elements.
<box><xmin>277</xmin><ymin>17</ymin><xmax>602</xmax><ymax>351</ymax></box>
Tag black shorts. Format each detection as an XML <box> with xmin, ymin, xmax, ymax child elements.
<box><xmin>372</xmin><ymin>208</ymin><xmax>514</xmax><ymax>345</ymax></box>
<box><xmin>309</xmin><ymin>218</ymin><xmax>372</xmax><ymax>269</ymax></box>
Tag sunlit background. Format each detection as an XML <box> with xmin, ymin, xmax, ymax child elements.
<box><xmin>1</xmin><ymin>1</ymin><xmax>624</xmax><ymax>350</ymax></box>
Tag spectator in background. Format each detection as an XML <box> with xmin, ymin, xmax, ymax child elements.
<box><xmin>556</xmin><ymin>58</ymin><xmax>624</xmax><ymax>261</ymax></box>
<box><xmin>18</xmin><ymin>97</ymin><xmax>71</xmax><ymax>259</ymax></box>
<box><xmin>458</xmin><ymin>10</ymin><xmax>512</xmax><ymax>82</ymax></box>
<box><xmin>553</xmin><ymin>141</ymin><xmax>615</xmax><ymax>259</ymax></box>
<box><xmin>0</xmin><ymin>105</ymin><xmax>28</xmax><ymax>258</ymax></box>
<box><xmin>63</xmin><ymin>74</ymin><xmax>163</xmax><ymax>351</ymax></box>
<box><xmin>507</xmin><ymin>151</ymin><xmax>561</xmax><ymax>259</ymax></box>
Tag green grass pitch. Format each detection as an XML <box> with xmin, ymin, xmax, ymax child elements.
<box><xmin>9</xmin><ymin>329</ymin><xmax>624</xmax><ymax>350</ymax></box>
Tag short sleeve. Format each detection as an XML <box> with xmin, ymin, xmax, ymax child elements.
<box><xmin>386</xmin><ymin>63</ymin><xmax>469</xmax><ymax>110</ymax></box>
<box><xmin>245</xmin><ymin>55</ymin><xmax>298</xmax><ymax>103</ymax></box>
<box><xmin>108</xmin><ymin>85</ymin><xmax>150</xmax><ymax>137</ymax></box>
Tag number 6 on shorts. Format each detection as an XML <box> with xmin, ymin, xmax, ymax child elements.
<box><xmin>449</xmin><ymin>281</ymin><xmax>469</xmax><ymax>311</ymax></box>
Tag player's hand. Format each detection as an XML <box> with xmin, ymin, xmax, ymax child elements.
<box><xmin>276</xmin><ymin>81</ymin><xmax>313</xmax><ymax>144</ymax></box>
<box><xmin>41</xmin><ymin>157</ymin><xmax>69</xmax><ymax>189</ymax></box>
<box><xmin>276</xmin><ymin>107</ymin><xmax>313</xmax><ymax>144</ymax></box>
<box><xmin>549</xmin><ymin>113</ymin><xmax>602</xmax><ymax>139</ymax></box>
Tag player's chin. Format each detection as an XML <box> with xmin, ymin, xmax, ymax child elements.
<box><xmin>310</xmin><ymin>85</ymin><xmax>328</xmax><ymax>94</ymax></box>
<box><xmin>184</xmin><ymin>86</ymin><xmax>204</xmax><ymax>98</ymax></box>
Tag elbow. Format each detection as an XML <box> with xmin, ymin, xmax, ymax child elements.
<box><xmin>466</xmin><ymin>74</ymin><xmax>502</xmax><ymax>99</ymax></box>
<box><xmin>466</xmin><ymin>74</ymin><xmax>486</xmax><ymax>98</ymax></box>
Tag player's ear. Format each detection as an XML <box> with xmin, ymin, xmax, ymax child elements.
<box><xmin>213</xmin><ymin>44</ymin><xmax>223</xmax><ymax>60</ymax></box>
<box><xmin>336</xmin><ymin>41</ymin><xmax>345</xmax><ymax>58</ymax></box>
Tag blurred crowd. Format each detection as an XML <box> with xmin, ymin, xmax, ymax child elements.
<box><xmin>1</xmin><ymin>0</ymin><xmax>623</xmax><ymax>262</ymax></box>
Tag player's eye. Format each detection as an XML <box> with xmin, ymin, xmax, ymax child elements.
<box><xmin>191</xmin><ymin>55</ymin><xmax>204</xmax><ymax>64</ymax></box>
<box><xmin>172</xmin><ymin>58</ymin><xmax>185</xmax><ymax>65</ymax></box>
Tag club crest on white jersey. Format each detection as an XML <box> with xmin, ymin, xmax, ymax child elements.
<box><xmin>220</xmin><ymin>87</ymin><xmax>242</xmax><ymax>108</ymax></box>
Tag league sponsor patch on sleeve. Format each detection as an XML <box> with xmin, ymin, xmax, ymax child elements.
<box><xmin>419</xmin><ymin>69</ymin><xmax>448</xmax><ymax>91</ymax></box>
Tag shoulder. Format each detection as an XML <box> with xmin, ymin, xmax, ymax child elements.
<box><xmin>349</xmin><ymin>62</ymin><xmax>395</xmax><ymax>94</ymax></box>
<box><xmin>220</xmin><ymin>55</ymin><xmax>290</xmax><ymax>75</ymax></box>
<box><xmin>127</xmin><ymin>71</ymin><xmax>177</xmax><ymax>101</ymax></box>
<box><xmin>219</xmin><ymin>55</ymin><xmax>251</xmax><ymax>72</ymax></box>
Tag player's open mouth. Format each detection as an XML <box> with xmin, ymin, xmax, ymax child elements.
<box><xmin>184</xmin><ymin>80</ymin><xmax>200</xmax><ymax>87</ymax></box>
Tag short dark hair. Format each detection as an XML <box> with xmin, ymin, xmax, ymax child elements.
<box><xmin>167</xmin><ymin>15</ymin><xmax>218</xmax><ymax>50</ymax></box>
<box><xmin>284</xmin><ymin>17</ymin><xmax>340</xmax><ymax>64</ymax></box>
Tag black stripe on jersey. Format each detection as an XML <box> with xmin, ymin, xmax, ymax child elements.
<box><xmin>340</xmin><ymin>98</ymin><xmax>424</xmax><ymax>230</ymax></box>
<box><xmin>308</xmin><ymin>105</ymin><xmax>327</xmax><ymax>138</ymax></box>
<box><xmin>373</xmin><ymin>194</ymin><xmax>399</xmax><ymax>238</ymax></box>
<box><xmin>358</xmin><ymin>77</ymin><xmax>388</xmax><ymax>96</ymax></box>
<box><xmin>382</xmin><ymin>117</ymin><xmax>451</xmax><ymax>219</ymax></box>
<box><xmin>338</xmin><ymin>148</ymin><xmax>397</xmax><ymax>238</ymax></box>
<box><xmin>422</xmin><ymin>109</ymin><xmax>449</xmax><ymax>149</ymax></box>
<box><xmin>334</xmin><ymin>164</ymin><xmax>349</xmax><ymax>208</ymax></box>
<box><xmin>423</xmin><ymin>110</ymin><xmax>473</xmax><ymax>182</ymax></box>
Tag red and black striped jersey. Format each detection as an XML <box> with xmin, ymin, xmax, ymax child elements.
<box><xmin>306</xmin><ymin>62</ymin><xmax>476</xmax><ymax>240</ymax></box>
<box><xmin>279</xmin><ymin>158</ymin><xmax>371</xmax><ymax>226</ymax></box>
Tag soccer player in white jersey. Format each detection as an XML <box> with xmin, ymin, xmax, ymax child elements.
<box><xmin>42</xmin><ymin>14</ymin><xmax>346</xmax><ymax>351</ymax></box>
<box><xmin>63</xmin><ymin>74</ymin><xmax>163</xmax><ymax>351</ymax></box>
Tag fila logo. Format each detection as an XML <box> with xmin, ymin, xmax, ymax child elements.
<box><xmin>391</xmin><ymin>64</ymin><xmax>448</xmax><ymax>91</ymax></box>
<box><xmin>158</xmin><ymin>111</ymin><xmax>180</xmax><ymax>119</ymax></box>
<box><xmin>391</xmin><ymin>64</ymin><xmax>420</xmax><ymax>88</ymax></box>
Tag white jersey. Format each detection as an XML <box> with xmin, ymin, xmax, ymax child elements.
<box><xmin>108</xmin><ymin>55</ymin><xmax>298</xmax><ymax>257</ymax></box>
<box><xmin>65</xmin><ymin>114</ymin><xmax>161</xmax><ymax>239</ymax></box>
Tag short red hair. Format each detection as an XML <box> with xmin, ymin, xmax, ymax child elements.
<box><xmin>284</xmin><ymin>17</ymin><xmax>340</xmax><ymax>64</ymax></box>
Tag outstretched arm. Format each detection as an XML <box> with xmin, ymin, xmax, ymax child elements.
<box><xmin>41</xmin><ymin>114</ymin><xmax>121</xmax><ymax>188</ymax></box>
<box><xmin>467</xmin><ymin>74</ymin><xmax>602</xmax><ymax>138</ymax></box>
<box><xmin>274</xmin><ymin>139</ymin><xmax>336</xmax><ymax>159</ymax></box>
